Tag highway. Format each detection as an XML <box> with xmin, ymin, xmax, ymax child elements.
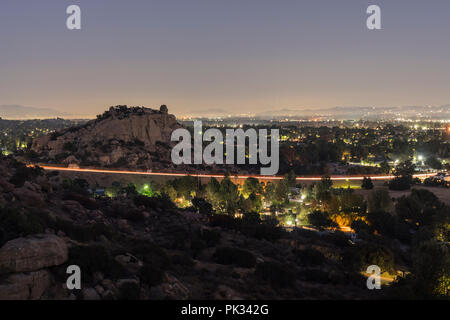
<box><xmin>34</xmin><ymin>165</ymin><xmax>436</xmax><ymax>182</ymax></box>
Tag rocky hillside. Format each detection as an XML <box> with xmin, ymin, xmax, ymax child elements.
<box><xmin>31</xmin><ymin>105</ymin><xmax>181</xmax><ymax>171</ymax></box>
<box><xmin>0</xmin><ymin>156</ymin><xmax>381</xmax><ymax>300</ymax></box>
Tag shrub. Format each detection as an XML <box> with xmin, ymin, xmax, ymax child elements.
<box><xmin>170</xmin><ymin>253</ymin><xmax>195</xmax><ymax>267</ymax></box>
<box><xmin>361</xmin><ymin>177</ymin><xmax>374</xmax><ymax>190</ymax></box>
<box><xmin>213</xmin><ymin>247</ymin><xmax>256</xmax><ymax>268</ymax></box>
<box><xmin>255</xmin><ymin>261</ymin><xmax>296</xmax><ymax>288</ymax></box>
<box><xmin>0</xmin><ymin>208</ymin><xmax>46</xmax><ymax>246</ymax></box>
<box><xmin>299</xmin><ymin>269</ymin><xmax>330</xmax><ymax>284</ymax></box>
<box><xmin>351</xmin><ymin>219</ymin><xmax>372</xmax><ymax>234</ymax></box>
<box><xmin>63</xmin><ymin>192</ymin><xmax>99</xmax><ymax>210</ymax></box>
<box><xmin>294</xmin><ymin>247</ymin><xmax>326</xmax><ymax>266</ymax></box>
<box><xmin>139</xmin><ymin>264</ymin><xmax>164</xmax><ymax>287</ymax></box>
<box><xmin>9</xmin><ymin>164</ymin><xmax>43</xmax><ymax>187</ymax></box>
<box><xmin>241</xmin><ymin>223</ymin><xmax>286</xmax><ymax>242</ymax></box>
<box><xmin>209</xmin><ymin>214</ymin><xmax>240</xmax><ymax>230</ymax></box>
<box><xmin>68</xmin><ymin>245</ymin><xmax>127</xmax><ymax>282</ymax></box>
<box><xmin>306</xmin><ymin>211</ymin><xmax>337</xmax><ymax>229</ymax></box>
<box><xmin>118</xmin><ymin>281</ymin><xmax>141</xmax><ymax>300</ymax></box>
<box><xmin>388</xmin><ymin>177</ymin><xmax>411</xmax><ymax>191</ymax></box>
<box><xmin>192</xmin><ymin>197</ymin><xmax>213</xmax><ymax>214</ymax></box>
<box><xmin>198</xmin><ymin>229</ymin><xmax>221</xmax><ymax>247</ymax></box>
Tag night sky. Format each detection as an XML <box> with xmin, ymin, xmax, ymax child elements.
<box><xmin>1</xmin><ymin>0</ymin><xmax>449</xmax><ymax>117</ymax></box>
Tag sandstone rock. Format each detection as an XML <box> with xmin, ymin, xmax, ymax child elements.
<box><xmin>0</xmin><ymin>178</ymin><xmax>15</xmax><ymax>192</ymax></box>
<box><xmin>116</xmin><ymin>278</ymin><xmax>139</xmax><ymax>288</ymax></box>
<box><xmin>0</xmin><ymin>270</ymin><xmax>50</xmax><ymax>300</ymax></box>
<box><xmin>0</xmin><ymin>234</ymin><xmax>68</xmax><ymax>273</ymax></box>
<box><xmin>12</xmin><ymin>187</ymin><xmax>45</xmax><ymax>207</ymax></box>
<box><xmin>149</xmin><ymin>274</ymin><xmax>189</xmax><ymax>300</ymax></box>
<box><xmin>101</xmin><ymin>279</ymin><xmax>114</xmax><ymax>290</ymax></box>
<box><xmin>115</xmin><ymin>253</ymin><xmax>143</xmax><ymax>273</ymax></box>
<box><xmin>23</xmin><ymin>181</ymin><xmax>41</xmax><ymax>192</ymax></box>
<box><xmin>94</xmin><ymin>285</ymin><xmax>105</xmax><ymax>296</ymax></box>
<box><xmin>213</xmin><ymin>285</ymin><xmax>242</xmax><ymax>300</ymax></box>
<box><xmin>82</xmin><ymin>288</ymin><xmax>101</xmax><ymax>300</ymax></box>
<box><xmin>31</xmin><ymin>106</ymin><xmax>182</xmax><ymax>170</ymax></box>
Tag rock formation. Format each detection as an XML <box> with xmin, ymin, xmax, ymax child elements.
<box><xmin>31</xmin><ymin>105</ymin><xmax>182</xmax><ymax>170</ymax></box>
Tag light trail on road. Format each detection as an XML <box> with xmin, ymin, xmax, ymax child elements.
<box><xmin>34</xmin><ymin>165</ymin><xmax>436</xmax><ymax>181</ymax></box>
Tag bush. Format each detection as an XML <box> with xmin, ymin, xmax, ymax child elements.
<box><xmin>306</xmin><ymin>211</ymin><xmax>337</xmax><ymax>229</ymax></box>
<box><xmin>118</xmin><ymin>281</ymin><xmax>141</xmax><ymax>300</ymax></box>
<box><xmin>351</xmin><ymin>219</ymin><xmax>372</xmax><ymax>234</ymax></box>
<box><xmin>241</xmin><ymin>222</ymin><xmax>286</xmax><ymax>242</ymax></box>
<box><xmin>361</xmin><ymin>177</ymin><xmax>374</xmax><ymax>190</ymax></box>
<box><xmin>63</xmin><ymin>192</ymin><xmax>99</xmax><ymax>210</ymax></box>
<box><xmin>9</xmin><ymin>164</ymin><xmax>43</xmax><ymax>187</ymax></box>
<box><xmin>68</xmin><ymin>245</ymin><xmax>127</xmax><ymax>282</ymax></box>
<box><xmin>133</xmin><ymin>194</ymin><xmax>175</xmax><ymax>210</ymax></box>
<box><xmin>255</xmin><ymin>261</ymin><xmax>296</xmax><ymax>288</ymax></box>
<box><xmin>0</xmin><ymin>208</ymin><xmax>47</xmax><ymax>246</ymax></box>
<box><xmin>198</xmin><ymin>229</ymin><xmax>221</xmax><ymax>247</ymax></box>
<box><xmin>388</xmin><ymin>177</ymin><xmax>411</xmax><ymax>191</ymax></box>
<box><xmin>139</xmin><ymin>264</ymin><xmax>164</xmax><ymax>287</ymax></box>
<box><xmin>299</xmin><ymin>269</ymin><xmax>330</xmax><ymax>284</ymax></box>
<box><xmin>353</xmin><ymin>243</ymin><xmax>395</xmax><ymax>273</ymax></box>
<box><xmin>213</xmin><ymin>247</ymin><xmax>256</xmax><ymax>268</ymax></box>
<box><xmin>294</xmin><ymin>247</ymin><xmax>326</xmax><ymax>266</ymax></box>
<box><xmin>209</xmin><ymin>214</ymin><xmax>240</xmax><ymax>230</ymax></box>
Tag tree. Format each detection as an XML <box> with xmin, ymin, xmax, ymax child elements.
<box><xmin>306</xmin><ymin>210</ymin><xmax>337</xmax><ymax>229</ymax></box>
<box><xmin>284</xmin><ymin>170</ymin><xmax>297</xmax><ymax>188</ymax></box>
<box><xmin>192</xmin><ymin>197</ymin><xmax>213</xmax><ymax>214</ymax></box>
<box><xmin>219</xmin><ymin>177</ymin><xmax>240</xmax><ymax>215</ymax></box>
<box><xmin>412</xmin><ymin>240</ymin><xmax>449</xmax><ymax>298</ymax></box>
<box><xmin>172</xmin><ymin>176</ymin><xmax>198</xmax><ymax>200</ymax></box>
<box><xmin>425</xmin><ymin>156</ymin><xmax>443</xmax><ymax>170</ymax></box>
<box><xmin>379</xmin><ymin>161</ymin><xmax>391</xmax><ymax>174</ymax></box>
<box><xmin>263</xmin><ymin>182</ymin><xmax>277</xmax><ymax>204</ymax></box>
<box><xmin>313</xmin><ymin>175</ymin><xmax>333</xmax><ymax>204</ymax></box>
<box><xmin>274</xmin><ymin>180</ymin><xmax>289</xmax><ymax>204</ymax></box>
<box><xmin>161</xmin><ymin>183</ymin><xmax>177</xmax><ymax>202</ymax></box>
<box><xmin>122</xmin><ymin>183</ymin><xmax>138</xmax><ymax>197</ymax></box>
<box><xmin>393</xmin><ymin>160</ymin><xmax>415</xmax><ymax>182</ymax></box>
<box><xmin>367</xmin><ymin>188</ymin><xmax>393</xmax><ymax>213</ymax></box>
<box><xmin>242</xmin><ymin>177</ymin><xmax>263</xmax><ymax>197</ymax></box>
<box><xmin>361</xmin><ymin>177</ymin><xmax>374</xmax><ymax>190</ymax></box>
<box><xmin>206</xmin><ymin>177</ymin><xmax>239</xmax><ymax>215</ymax></box>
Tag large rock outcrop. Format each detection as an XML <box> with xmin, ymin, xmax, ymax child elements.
<box><xmin>0</xmin><ymin>234</ymin><xmax>68</xmax><ymax>273</ymax></box>
<box><xmin>31</xmin><ymin>105</ymin><xmax>182</xmax><ymax>170</ymax></box>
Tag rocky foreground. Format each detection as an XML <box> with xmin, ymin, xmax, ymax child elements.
<box><xmin>0</xmin><ymin>156</ymin><xmax>380</xmax><ymax>300</ymax></box>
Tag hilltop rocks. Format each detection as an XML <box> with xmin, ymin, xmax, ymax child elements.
<box><xmin>31</xmin><ymin>105</ymin><xmax>182</xmax><ymax>170</ymax></box>
<box><xmin>0</xmin><ymin>234</ymin><xmax>68</xmax><ymax>273</ymax></box>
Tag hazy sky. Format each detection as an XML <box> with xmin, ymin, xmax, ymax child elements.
<box><xmin>1</xmin><ymin>0</ymin><xmax>450</xmax><ymax>117</ymax></box>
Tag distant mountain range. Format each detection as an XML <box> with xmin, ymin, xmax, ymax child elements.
<box><xmin>2</xmin><ymin>104</ymin><xmax>450</xmax><ymax>120</ymax></box>
<box><xmin>0</xmin><ymin>105</ymin><xmax>70</xmax><ymax>119</ymax></box>
<box><xmin>254</xmin><ymin>105</ymin><xmax>450</xmax><ymax>120</ymax></box>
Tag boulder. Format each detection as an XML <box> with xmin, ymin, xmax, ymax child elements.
<box><xmin>0</xmin><ymin>270</ymin><xmax>50</xmax><ymax>300</ymax></box>
<box><xmin>0</xmin><ymin>234</ymin><xmax>68</xmax><ymax>273</ymax></box>
<box><xmin>82</xmin><ymin>288</ymin><xmax>101</xmax><ymax>300</ymax></box>
<box><xmin>0</xmin><ymin>178</ymin><xmax>14</xmax><ymax>193</ymax></box>
<box><xmin>12</xmin><ymin>187</ymin><xmax>45</xmax><ymax>207</ymax></box>
<box><xmin>149</xmin><ymin>274</ymin><xmax>189</xmax><ymax>300</ymax></box>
